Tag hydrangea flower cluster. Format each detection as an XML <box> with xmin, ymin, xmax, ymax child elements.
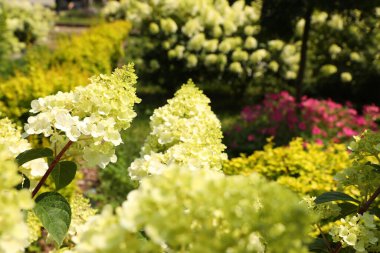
<box><xmin>102</xmin><ymin>0</ymin><xmax>303</xmax><ymax>93</ymax></box>
<box><xmin>0</xmin><ymin>145</ymin><xmax>34</xmax><ymax>253</ymax></box>
<box><xmin>303</xmin><ymin>196</ymin><xmax>341</xmax><ymax>220</ymax></box>
<box><xmin>128</xmin><ymin>80</ymin><xmax>227</xmax><ymax>180</ymax></box>
<box><xmin>0</xmin><ymin>0</ymin><xmax>55</xmax><ymax>53</ymax></box>
<box><xmin>226</xmin><ymin>91</ymin><xmax>380</xmax><ymax>154</ymax></box>
<box><xmin>71</xmin><ymin>167</ymin><xmax>314</xmax><ymax>253</ymax></box>
<box><xmin>329</xmin><ymin>213</ymin><xmax>379</xmax><ymax>252</ymax></box>
<box><xmin>24</xmin><ymin>64</ymin><xmax>141</xmax><ymax>168</ymax></box>
<box><xmin>302</xmin><ymin>8</ymin><xmax>380</xmax><ymax>86</ymax></box>
<box><xmin>0</xmin><ymin>117</ymin><xmax>48</xmax><ymax>183</ymax></box>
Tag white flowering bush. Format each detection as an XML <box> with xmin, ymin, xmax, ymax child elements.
<box><xmin>102</xmin><ymin>0</ymin><xmax>302</xmax><ymax>94</ymax></box>
<box><xmin>0</xmin><ymin>0</ymin><xmax>55</xmax><ymax>53</ymax></box>
<box><xmin>0</xmin><ymin>145</ymin><xmax>34</xmax><ymax>253</ymax></box>
<box><xmin>301</xmin><ymin>8</ymin><xmax>380</xmax><ymax>90</ymax></box>
<box><xmin>0</xmin><ymin>65</ymin><xmax>140</xmax><ymax>250</ymax></box>
<box><xmin>71</xmin><ymin>167</ymin><xmax>315</xmax><ymax>253</ymax></box>
<box><xmin>2</xmin><ymin>64</ymin><xmax>380</xmax><ymax>252</ymax></box>
<box><xmin>129</xmin><ymin>80</ymin><xmax>227</xmax><ymax>180</ymax></box>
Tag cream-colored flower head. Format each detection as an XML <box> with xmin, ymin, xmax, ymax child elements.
<box><xmin>0</xmin><ymin>118</ymin><xmax>48</xmax><ymax>181</ymax></box>
<box><xmin>0</xmin><ymin>145</ymin><xmax>34</xmax><ymax>253</ymax></box>
<box><xmin>25</xmin><ymin>64</ymin><xmax>141</xmax><ymax>168</ymax></box>
<box><xmin>129</xmin><ymin>80</ymin><xmax>227</xmax><ymax>180</ymax></box>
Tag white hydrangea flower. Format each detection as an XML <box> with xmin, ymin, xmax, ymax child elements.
<box><xmin>24</xmin><ymin>64</ymin><xmax>141</xmax><ymax>169</ymax></box>
<box><xmin>249</xmin><ymin>49</ymin><xmax>269</xmax><ymax>64</ymax></box>
<box><xmin>0</xmin><ymin>146</ymin><xmax>34</xmax><ymax>253</ymax></box>
<box><xmin>0</xmin><ymin>118</ymin><xmax>48</xmax><ymax>182</ymax></box>
<box><xmin>328</xmin><ymin>14</ymin><xmax>344</xmax><ymax>30</ymax></box>
<box><xmin>182</xmin><ymin>18</ymin><xmax>203</xmax><ymax>37</ymax></box>
<box><xmin>72</xmin><ymin>167</ymin><xmax>314</xmax><ymax>253</ymax></box>
<box><xmin>128</xmin><ymin>81</ymin><xmax>227</xmax><ymax>180</ymax></box>
<box><xmin>160</xmin><ymin>18</ymin><xmax>178</xmax><ymax>34</ymax></box>
<box><xmin>330</xmin><ymin>213</ymin><xmax>378</xmax><ymax>252</ymax></box>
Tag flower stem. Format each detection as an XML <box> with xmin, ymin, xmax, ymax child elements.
<box><xmin>32</xmin><ymin>140</ymin><xmax>73</xmax><ymax>198</ymax></box>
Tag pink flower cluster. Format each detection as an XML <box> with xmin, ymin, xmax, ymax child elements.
<box><xmin>235</xmin><ymin>91</ymin><xmax>380</xmax><ymax>148</ymax></box>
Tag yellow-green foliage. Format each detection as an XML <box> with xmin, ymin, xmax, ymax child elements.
<box><xmin>53</xmin><ymin>21</ymin><xmax>131</xmax><ymax>74</ymax></box>
<box><xmin>0</xmin><ymin>64</ymin><xmax>89</xmax><ymax>120</ymax></box>
<box><xmin>223</xmin><ymin>138</ymin><xmax>351</xmax><ymax>195</ymax></box>
<box><xmin>0</xmin><ymin>21</ymin><xmax>131</xmax><ymax>121</ymax></box>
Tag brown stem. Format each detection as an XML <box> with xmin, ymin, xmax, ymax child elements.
<box><xmin>358</xmin><ymin>186</ymin><xmax>380</xmax><ymax>215</ymax></box>
<box><xmin>31</xmin><ymin>140</ymin><xmax>73</xmax><ymax>198</ymax></box>
<box><xmin>331</xmin><ymin>185</ymin><xmax>380</xmax><ymax>253</ymax></box>
<box><xmin>316</xmin><ymin>224</ymin><xmax>332</xmax><ymax>252</ymax></box>
<box><xmin>332</xmin><ymin>243</ymin><xmax>342</xmax><ymax>253</ymax></box>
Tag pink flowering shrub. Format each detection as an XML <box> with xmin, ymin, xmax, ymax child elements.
<box><xmin>225</xmin><ymin>91</ymin><xmax>380</xmax><ymax>155</ymax></box>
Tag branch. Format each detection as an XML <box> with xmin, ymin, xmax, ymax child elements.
<box><xmin>32</xmin><ymin>140</ymin><xmax>73</xmax><ymax>198</ymax></box>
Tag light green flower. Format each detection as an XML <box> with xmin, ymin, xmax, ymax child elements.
<box><xmin>25</xmin><ymin>65</ymin><xmax>140</xmax><ymax>169</ymax></box>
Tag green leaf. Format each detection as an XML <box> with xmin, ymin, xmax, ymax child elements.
<box><xmin>33</xmin><ymin>192</ymin><xmax>71</xmax><ymax>246</ymax></box>
<box><xmin>369</xmin><ymin>207</ymin><xmax>380</xmax><ymax>219</ymax></box>
<box><xmin>315</xmin><ymin>191</ymin><xmax>360</xmax><ymax>204</ymax></box>
<box><xmin>308</xmin><ymin>238</ymin><xmax>329</xmax><ymax>252</ymax></box>
<box><xmin>51</xmin><ymin>161</ymin><xmax>77</xmax><ymax>191</ymax></box>
<box><xmin>337</xmin><ymin>202</ymin><xmax>358</xmax><ymax>218</ymax></box>
<box><xmin>15</xmin><ymin>148</ymin><xmax>53</xmax><ymax>166</ymax></box>
<box><xmin>16</xmin><ymin>173</ymin><xmax>30</xmax><ymax>190</ymax></box>
<box><xmin>365</xmin><ymin>162</ymin><xmax>380</xmax><ymax>173</ymax></box>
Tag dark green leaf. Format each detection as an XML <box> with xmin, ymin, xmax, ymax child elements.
<box><xmin>33</xmin><ymin>192</ymin><xmax>71</xmax><ymax>246</ymax></box>
<box><xmin>15</xmin><ymin>148</ymin><xmax>53</xmax><ymax>166</ymax></box>
<box><xmin>51</xmin><ymin>161</ymin><xmax>77</xmax><ymax>191</ymax></box>
<box><xmin>16</xmin><ymin>173</ymin><xmax>30</xmax><ymax>190</ymax></box>
<box><xmin>369</xmin><ymin>207</ymin><xmax>380</xmax><ymax>219</ymax></box>
<box><xmin>365</xmin><ymin>162</ymin><xmax>380</xmax><ymax>173</ymax></box>
<box><xmin>308</xmin><ymin>238</ymin><xmax>329</xmax><ymax>252</ymax></box>
<box><xmin>315</xmin><ymin>191</ymin><xmax>359</xmax><ymax>204</ymax></box>
<box><xmin>336</xmin><ymin>202</ymin><xmax>358</xmax><ymax>219</ymax></box>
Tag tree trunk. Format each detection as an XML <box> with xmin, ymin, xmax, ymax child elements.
<box><xmin>295</xmin><ymin>2</ymin><xmax>313</xmax><ymax>104</ymax></box>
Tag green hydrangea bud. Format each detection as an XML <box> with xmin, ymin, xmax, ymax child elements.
<box><xmin>188</xmin><ymin>33</ymin><xmax>205</xmax><ymax>51</ymax></box>
<box><xmin>341</xmin><ymin>72</ymin><xmax>352</xmax><ymax>83</ymax></box>
<box><xmin>186</xmin><ymin>54</ymin><xmax>198</xmax><ymax>68</ymax></box>
<box><xmin>268</xmin><ymin>40</ymin><xmax>284</xmax><ymax>51</ymax></box>
<box><xmin>328</xmin><ymin>14</ymin><xmax>344</xmax><ymax>30</ymax></box>
<box><xmin>244</xmin><ymin>36</ymin><xmax>258</xmax><ymax>50</ymax></box>
<box><xmin>320</xmin><ymin>64</ymin><xmax>338</xmax><ymax>77</ymax></box>
<box><xmin>268</xmin><ymin>61</ymin><xmax>279</xmax><ymax>72</ymax></box>
<box><xmin>249</xmin><ymin>49</ymin><xmax>268</xmax><ymax>64</ymax></box>
<box><xmin>350</xmin><ymin>52</ymin><xmax>362</xmax><ymax>62</ymax></box>
<box><xmin>244</xmin><ymin>25</ymin><xmax>260</xmax><ymax>36</ymax></box>
<box><xmin>204</xmin><ymin>54</ymin><xmax>218</xmax><ymax>66</ymax></box>
<box><xmin>160</xmin><ymin>18</ymin><xmax>178</xmax><ymax>34</ymax></box>
<box><xmin>203</xmin><ymin>39</ymin><xmax>219</xmax><ymax>53</ymax></box>
<box><xmin>148</xmin><ymin>22</ymin><xmax>159</xmax><ymax>34</ymax></box>
<box><xmin>229</xmin><ymin>62</ymin><xmax>244</xmax><ymax>74</ymax></box>
<box><xmin>329</xmin><ymin>44</ymin><xmax>342</xmax><ymax>56</ymax></box>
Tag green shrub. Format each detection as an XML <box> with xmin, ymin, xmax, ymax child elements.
<box><xmin>0</xmin><ymin>21</ymin><xmax>132</xmax><ymax>121</ymax></box>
